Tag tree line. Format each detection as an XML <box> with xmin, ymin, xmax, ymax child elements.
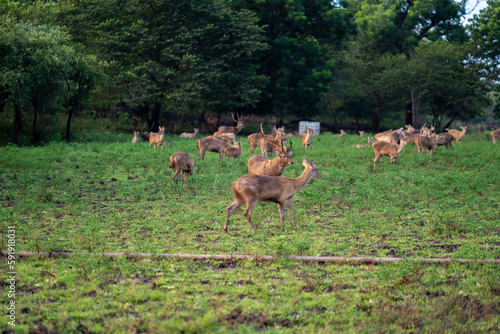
<box><xmin>1</xmin><ymin>0</ymin><xmax>499</xmax><ymax>144</ymax></box>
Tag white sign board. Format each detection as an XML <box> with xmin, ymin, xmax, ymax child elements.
<box><xmin>298</xmin><ymin>121</ymin><xmax>320</xmax><ymax>135</ymax></box>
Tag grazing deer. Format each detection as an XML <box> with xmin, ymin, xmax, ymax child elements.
<box><xmin>180</xmin><ymin>128</ymin><xmax>199</xmax><ymax>138</ymax></box>
<box><xmin>132</xmin><ymin>131</ymin><xmax>139</xmax><ymax>144</ymax></box>
<box><xmin>224</xmin><ymin>158</ymin><xmax>321</xmax><ymax>232</ymax></box>
<box><xmin>217</xmin><ymin>113</ymin><xmax>245</xmax><ymax>135</ymax></box>
<box><xmin>224</xmin><ymin>142</ymin><xmax>242</xmax><ymax>160</ymax></box>
<box><xmin>416</xmin><ymin>135</ymin><xmax>436</xmax><ymax>155</ymax></box>
<box><xmin>445</xmin><ymin>126</ymin><xmax>467</xmax><ymax>144</ymax></box>
<box><xmin>248</xmin><ymin>125</ymin><xmax>293</xmax><ymax>176</ymax></box>
<box><xmin>372</xmin><ymin>139</ymin><xmax>408</xmax><ymax>169</ymax></box>
<box><xmin>213</xmin><ymin>132</ymin><xmax>236</xmax><ymax>144</ymax></box>
<box><xmin>431</xmin><ymin>133</ymin><xmax>454</xmax><ymax>150</ymax></box>
<box><xmin>169</xmin><ymin>152</ymin><xmax>194</xmax><ymax>184</ymax></box>
<box><xmin>491</xmin><ymin>129</ymin><xmax>500</xmax><ymax>144</ymax></box>
<box><xmin>301</xmin><ymin>128</ymin><xmax>313</xmax><ymax>150</ymax></box>
<box><xmin>248</xmin><ymin>125</ymin><xmax>286</xmax><ymax>156</ymax></box>
<box><xmin>149</xmin><ymin>126</ymin><xmax>165</xmax><ymax>150</ymax></box>
<box><xmin>196</xmin><ymin>137</ymin><xmax>230</xmax><ymax>161</ymax></box>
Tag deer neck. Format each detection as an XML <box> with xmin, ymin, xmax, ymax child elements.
<box><xmin>289</xmin><ymin>165</ymin><xmax>314</xmax><ymax>192</ymax></box>
<box><xmin>397</xmin><ymin>142</ymin><xmax>406</xmax><ymax>153</ymax></box>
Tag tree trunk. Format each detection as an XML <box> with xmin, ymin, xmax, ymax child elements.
<box><xmin>32</xmin><ymin>105</ymin><xmax>39</xmax><ymax>144</ymax></box>
<box><xmin>151</xmin><ymin>103</ymin><xmax>161</xmax><ymax>132</ymax></box>
<box><xmin>65</xmin><ymin>107</ymin><xmax>75</xmax><ymax>142</ymax></box>
<box><xmin>371</xmin><ymin>108</ymin><xmax>381</xmax><ymax>131</ymax></box>
<box><xmin>12</xmin><ymin>102</ymin><xmax>22</xmax><ymax>145</ymax></box>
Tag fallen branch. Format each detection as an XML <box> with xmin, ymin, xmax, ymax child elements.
<box><xmin>3</xmin><ymin>251</ymin><xmax>499</xmax><ymax>264</ymax></box>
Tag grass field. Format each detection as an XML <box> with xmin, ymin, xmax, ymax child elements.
<box><xmin>1</xmin><ymin>131</ymin><xmax>499</xmax><ymax>333</ymax></box>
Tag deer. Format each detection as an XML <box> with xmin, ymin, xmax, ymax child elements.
<box><xmin>213</xmin><ymin>132</ymin><xmax>236</xmax><ymax>144</ymax></box>
<box><xmin>206</xmin><ymin>116</ymin><xmax>219</xmax><ymax>132</ymax></box>
<box><xmin>372</xmin><ymin>138</ymin><xmax>408</xmax><ymax>169</ymax></box>
<box><xmin>224</xmin><ymin>142</ymin><xmax>242</xmax><ymax>160</ymax></box>
<box><xmin>224</xmin><ymin>158</ymin><xmax>321</xmax><ymax>233</ymax></box>
<box><xmin>445</xmin><ymin>126</ymin><xmax>467</xmax><ymax>144</ymax></box>
<box><xmin>336</xmin><ymin>129</ymin><xmax>346</xmax><ymax>136</ymax></box>
<box><xmin>132</xmin><ymin>131</ymin><xmax>139</xmax><ymax>144</ymax></box>
<box><xmin>415</xmin><ymin>135</ymin><xmax>437</xmax><ymax>155</ymax></box>
<box><xmin>352</xmin><ymin>137</ymin><xmax>374</xmax><ymax>148</ymax></box>
<box><xmin>217</xmin><ymin>113</ymin><xmax>244</xmax><ymax>135</ymax></box>
<box><xmin>196</xmin><ymin>137</ymin><xmax>230</xmax><ymax>161</ymax></box>
<box><xmin>301</xmin><ymin>128</ymin><xmax>313</xmax><ymax>150</ymax></box>
<box><xmin>421</xmin><ymin>125</ymin><xmax>435</xmax><ymax>137</ymax></box>
<box><xmin>491</xmin><ymin>129</ymin><xmax>500</xmax><ymax>144</ymax></box>
<box><xmin>248</xmin><ymin>125</ymin><xmax>286</xmax><ymax>156</ymax></box>
<box><xmin>431</xmin><ymin>133</ymin><xmax>454</xmax><ymax>150</ymax></box>
<box><xmin>169</xmin><ymin>152</ymin><xmax>194</xmax><ymax>184</ymax></box>
<box><xmin>358</xmin><ymin>131</ymin><xmax>364</xmax><ymax>137</ymax></box>
<box><xmin>248</xmin><ymin>125</ymin><xmax>294</xmax><ymax>176</ymax></box>
<box><xmin>149</xmin><ymin>126</ymin><xmax>165</xmax><ymax>150</ymax></box>
<box><xmin>180</xmin><ymin>128</ymin><xmax>199</xmax><ymax>138</ymax></box>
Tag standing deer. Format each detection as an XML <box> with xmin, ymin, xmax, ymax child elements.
<box><xmin>217</xmin><ymin>113</ymin><xmax>245</xmax><ymax>135</ymax></box>
<box><xmin>445</xmin><ymin>126</ymin><xmax>467</xmax><ymax>144</ymax></box>
<box><xmin>149</xmin><ymin>126</ymin><xmax>165</xmax><ymax>150</ymax></box>
<box><xmin>416</xmin><ymin>135</ymin><xmax>436</xmax><ymax>155</ymax></box>
<box><xmin>224</xmin><ymin>142</ymin><xmax>242</xmax><ymax>160</ymax></box>
<box><xmin>372</xmin><ymin>139</ymin><xmax>408</xmax><ymax>169</ymax></box>
<box><xmin>431</xmin><ymin>133</ymin><xmax>454</xmax><ymax>150</ymax></box>
<box><xmin>358</xmin><ymin>131</ymin><xmax>365</xmax><ymax>137</ymax></box>
<box><xmin>301</xmin><ymin>128</ymin><xmax>313</xmax><ymax>150</ymax></box>
<box><xmin>491</xmin><ymin>129</ymin><xmax>500</xmax><ymax>144</ymax></box>
<box><xmin>248</xmin><ymin>125</ymin><xmax>293</xmax><ymax>176</ymax></box>
<box><xmin>196</xmin><ymin>137</ymin><xmax>230</xmax><ymax>161</ymax></box>
<box><xmin>169</xmin><ymin>152</ymin><xmax>194</xmax><ymax>184</ymax></box>
<box><xmin>180</xmin><ymin>128</ymin><xmax>199</xmax><ymax>138</ymax></box>
<box><xmin>248</xmin><ymin>125</ymin><xmax>286</xmax><ymax>156</ymax></box>
<box><xmin>132</xmin><ymin>131</ymin><xmax>139</xmax><ymax>144</ymax></box>
<box><xmin>224</xmin><ymin>158</ymin><xmax>321</xmax><ymax>232</ymax></box>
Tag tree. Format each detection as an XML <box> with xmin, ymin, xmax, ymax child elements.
<box><xmin>469</xmin><ymin>0</ymin><xmax>500</xmax><ymax>82</ymax></box>
<box><xmin>51</xmin><ymin>0</ymin><xmax>269</xmax><ymax>131</ymax></box>
<box><xmin>0</xmin><ymin>17</ymin><xmax>100</xmax><ymax>144</ymax></box>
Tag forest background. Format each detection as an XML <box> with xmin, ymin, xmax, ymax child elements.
<box><xmin>1</xmin><ymin>0</ymin><xmax>500</xmax><ymax>146</ymax></box>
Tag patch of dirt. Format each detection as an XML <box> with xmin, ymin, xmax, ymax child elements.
<box><xmin>324</xmin><ymin>284</ymin><xmax>356</xmax><ymax>292</ymax></box>
<box><xmin>28</xmin><ymin>325</ymin><xmax>58</xmax><ymax>334</ymax></box>
<box><xmin>221</xmin><ymin>307</ymin><xmax>273</xmax><ymax>329</ymax></box>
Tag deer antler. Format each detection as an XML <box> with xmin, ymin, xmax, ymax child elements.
<box><xmin>260</xmin><ymin>124</ymin><xmax>283</xmax><ymax>152</ymax></box>
<box><xmin>232</xmin><ymin>113</ymin><xmax>236</xmax><ymax>122</ymax></box>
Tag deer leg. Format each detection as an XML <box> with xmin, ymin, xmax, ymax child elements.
<box><xmin>219</xmin><ymin>151</ymin><xmax>223</xmax><ymax>160</ymax></box>
<box><xmin>278</xmin><ymin>203</ymin><xmax>286</xmax><ymax>231</ymax></box>
<box><xmin>173</xmin><ymin>171</ymin><xmax>180</xmax><ymax>184</ymax></box>
<box><xmin>224</xmin><ymin>199</ymin><xmax>245</xmax><ymax>232</ymax></box>
<box><xmin>198</xmin><ymin>150</ymin><xmax>205</xmax><ymax>161</ymax></box>
<box><xmin>244</xmin><ymin>199</ymin><xmax>258</xmax><ymax>232</ymax></box>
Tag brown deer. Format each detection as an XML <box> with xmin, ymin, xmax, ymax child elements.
<box><xmin>301</xmin><ymin>128</ymin><xmax>313</xmax><ymax>150</ymax></box>
<box><xmin>372</xmin><ymin>139</ymin><xmax>408</xmax><ymax>169</ymax></box>
<box><xmin>491</xmin><ymin>129</ymin><xmax>500</xmax><ymax>144</ymax></box>
<box><xmin>248</xmin><ymin>125</ymin><xmax>285</xmax><ymax>156</ymax></box>
<box><xmin>224</xmin><ymin>158</ymin><xmax>321</xmax><ymax>232</ymax></box>
<box><xmin>169</xmin><ymin>152</ymin><xmax>194</xmax><ymax>184</ymax></box>
<box><xmin>213</xmin><ymin>132</ymin><xmax>236</xmax><ymax>144</ymax></box>
<box><xmin>421</xmin><ymin>125</ymin><xmax>435</xmax><ymax>137</ymax></box>
<box><xmin>196</xmin><ymin>137</ymin><xmax>230</xmax><ymax>161</ymax></box>
<box><xmin>248</xmin><ymin>125</ymin><xmax>293</xmax><ymax>176</ymax></box>
<box><xmin>445</xmin><ymin>126</ymin><xmax>467</xmax><ymax>144</ymax></box>
<box><xmin>206</xmin><ymin>116</ymin><xmax>219</xmax><ymax>132</ymax></box>
<box><xmin>217</xmin><ymin>113</ymin><xmax>244</xmax><ymax>135</ymax></box>
<box><xmin>149</xmin><ymin>126</ymin><xmax>165</xmax><ymax>150</ymax></box>
<box><xmin>131</xmin><ymin>131</ymin><xmax>139</xmax><ymax>144</ymax></box>
<box><xmin>224</xmin><ymin>142</ymin><xmax>242</xmax><ymax>160</ymax></box>
<box><xmin>180</xmin><ymin>128</ymin><xmax>199</xmax><ymax>138</ymax></box>
<box><xmin>336</xmin><ymin>129</ymin><xmax>346</xmax><ymax>136</ymax></box>
<box><xmin>415</xmin><ymin>135</ymin><xmax>436</xmax><ymax>155</ymax></box>
<box><xmin>358</xmin><ymin>130</ymin><xmax>365</xmax><ymax>137</ymax></box>
<box><xmin>431</xmin><ymin>133</ymin><xmax>454</xmax><ymax>150</ymax></box>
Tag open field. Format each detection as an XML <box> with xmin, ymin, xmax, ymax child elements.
<box><xmin>1</xmin><ymin>131</ymin><xmax>499</xmax><ymax>332</ymax></box>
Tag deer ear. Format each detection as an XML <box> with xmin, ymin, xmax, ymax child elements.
<box><xmin>310</xmin><ymin>160</ymin><xmax>315</xmax><ymax>167</ymax></box>
<box><xmin>302</xmin><ymin>158</ymin><xmax>308</xmax><ymax>167</ymax></box>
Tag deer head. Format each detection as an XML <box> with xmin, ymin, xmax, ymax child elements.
<box><xmin>260</xmin><ymin>124</ymin><xmax>293</xmax><ymax>165</ymax></box>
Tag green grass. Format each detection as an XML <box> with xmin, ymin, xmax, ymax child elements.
<box><xmin>1</xmin><ymin>132</ymin><xmax>499</xmax><ymax>332</ymax></box>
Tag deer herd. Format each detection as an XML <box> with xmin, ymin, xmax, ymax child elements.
<box><xmin>131</xmin><ymin>114</ymin><xmax>498</xmax><ymax>232</ymax></box>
